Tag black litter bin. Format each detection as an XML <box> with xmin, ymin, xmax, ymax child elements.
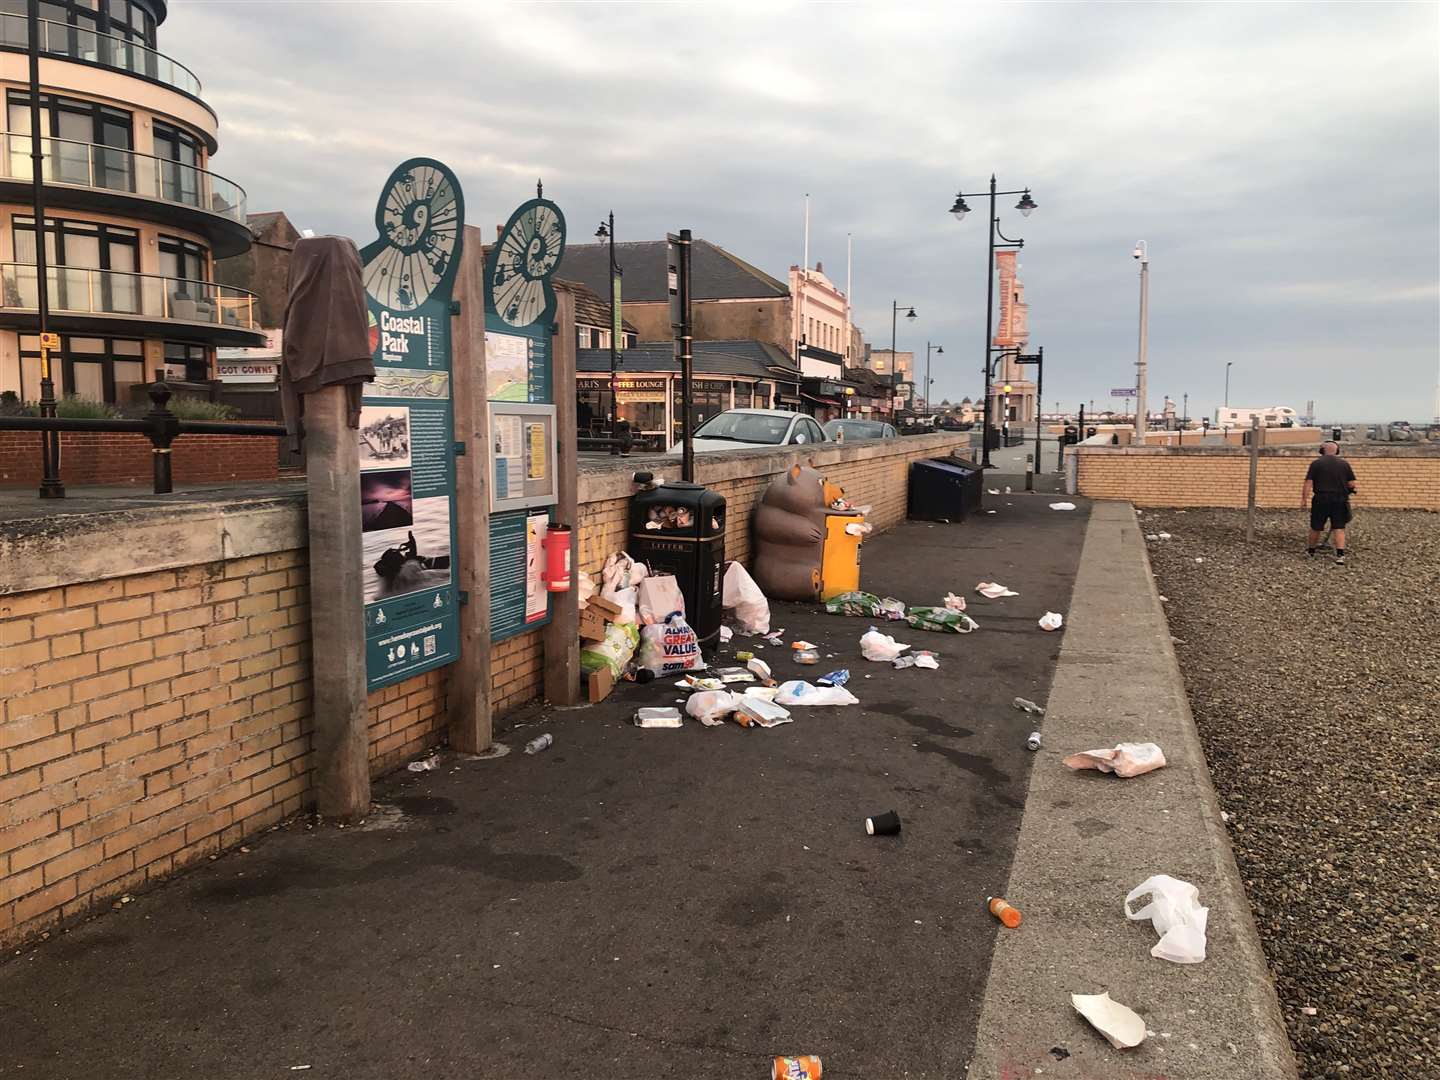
<box><xmin>908</xmin><ymin>456</ymin><xmax>984</xmax><ymax>523</ymax></box>
<box><xmin>629</xmin><ymin>482</ymin><xmax>726</xmax><ymax>646</ymax></box>
<box><xmin>1063</xmin><ymin>425</ymin><xmax>1078</xmax><ymax>445</ymax></box>
<box><xmin>1086</xmin><ymin>426</ymin><xmax>1098</xmax><ymax>439</ymax></box>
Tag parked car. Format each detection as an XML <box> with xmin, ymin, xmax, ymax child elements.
<box><xmin>823</xmin><ymin>418</ymin><xmax>898</xmax><ymax>442</ymax></box>
<box><xmin>689</xmin><ymin>408</ymin><xmax>829</xmax><ymax>452</ymax></box>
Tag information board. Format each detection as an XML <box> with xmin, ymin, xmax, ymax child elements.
<box><xmin>357</xmin><ymin>158</ymin><xmax>464</xmax><ymax>691</ymax></box>
<box><xmin>484</xmin><ymin>193</ymin><xmax>567</xmax><ymax>641</ymax></box>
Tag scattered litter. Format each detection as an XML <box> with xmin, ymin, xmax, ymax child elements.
<box><xmin>637</xmin><ymin>573</ymin><xmax>687</xmax><ymax>624</ymax></box>
<box><xmin>860</xmin><ymin>627</ymin><xmax>910</xmax><ymax>661</ymax></box>
<box><xmin>865</xmin><ymin>810</ymin><xmax>902</xmax><ymax>836</ymax></box>
<box><xmin>976</xmin><ymin>581</ymin><xmax>1019</xmax><ymax>599</ymax></box>
<box><xmin>816</xmin><ymin>669</ymin><xmax>850</xmax><ymax>687</ymax></box>
<box><xmin>735</xmin><ymin>695</ymin><xmax>793</xmax><ymax>728</ymax></box>
<box><xmin>1049</xmin><ymin>502</ymin><xmax>1077</xmax><ymax>511</ymax></box>
<box><xmin>581</xmin><ymin>621</ymin><xmax>639</xmax><ymax>678</ymax></box>
<box><xmin>1004</xmin><ymin>485</ymin><xmax>1012</xmax><ymax>494</ymax></box>
<box><xmin>637</xmin><ymin>612</ymin><xmax>704</xmax><ymax>676</ymax></box>
<box><xmin>790</xmin><ymin>640</ymin><xmax>816</xmax><ymax>650</ymax></box>
<box><xmin>1063</xmin><ymin>742</ymin><xmax>1167</xmax><ymax>778</ymax></box>
<box><xmin>577</xmin><ymin>570</ymin><xmax>596</xmax><ymax>607</ymax></box>
<box><xmin>1072</xmin><ymin>992</ymin><xmax>1147</xmax><ymax>1049</ymax></box>
<box><xmin>1159</xmin><ymin>595</ymin><xmax>1169</xmax><ymax>602</ymax></box>
<box><xmin>524</xmin><ymin>733</ymin><xmax>553</xmax><ymax>755</ymax></box>
<box><xmin>644</xmin><ymin>521</ymin><xmax>661</xmax><ymax>530</ymax></box>
<box><xmin>987</xmin><ymin>896</ymin><xmax>1022</xmax><ymax>927</ymax></box>
<box><xmin>722</xmin><ymin>561</ymin><xmax>770</xmax><ymax>634</ymax></box>
<box><xmin>685</xmin><ymin>691</ymin><xmax>738</xmax><ymax>726</ymax></box>
<box><xmin>776</xmin><ymin>680</ymin><xmax>860</xmax><ymax>706</ymax></box>
<box><xmin>892</xmin><ymin>650</ymin><xmax>938</xmax><ymax>670</ymax></box>
<box><xmin>290</xmin><ymin>1068</ymin><xmax>312</xmax><ymax>1073</ymax></box>
<box><xmin>634</xmin><ymin>707</ymin><xmax>683</xmax><ymax>729</ymax></box>
<box><xmin>1038</xmin><ymin>612</ymin><xmax>1064</xmax><ymax>631</ymax></box>
<box><xmin>764</xmin><ymin>630</ymin><xmax>786</xmax><ymax>645</ymax></box>
<box><xmin>844</xmin><ymin>521</ymin><xmax>873</xmax><ymax>537</ymax></box>
<box><xmin>943</xmin><ymin>592</ymin><xmax>966</xmax><ymax>611</ymax></box>
<box><xmin>714</xmin><ymin>667</ymin><xmax>756</xmax><ymax>684</ymax></box>
<box><xmin>1145</xmin><ymin>533</ymin><xmax>1160</xmax><ymax>541</ymax></box>
<box><xmin>1126</xmin><ymin>875</ymin><xmax>1209</xmax><ymax>963</ymax></box>
<box><xmin>1220</xmin><ymin>810</ymin><xmax>1231</xmax><ymax>823</ymax></box>
<box><xmin>676</xmin><ymin>675</ymin><xmax>724</xmax><ymax>691</ymax></box>
<box><xmin>792</xmin><ymin>647</ymin><xmax>820</xmax><ymax>664</ymax></box>
<box><xmin>988</xmin><ymin>488</ymin><xmax>1000</xmax><ymax>495</ymax></box>
<box><xmin>985</xmin><ymin>510</ymin><xmax>997</xmax><ymax>515</ymax></box>
<box><xmin>1301</xmin><ymin>1007</ymin><xmax>1318</xmax><ymax>1016</ymax></box>
<box><xmin>1158</xmin><ymin>532</ymin><xmax>1172</xmax><ymax>540</ymax></box>
<box><xmin>1195</xmin><ymin>557</ymin><xmax>1204</xmax><ymax>563</ymax></box>
<box><xmin>742</xmin><ymin>685</ymin><xmax>780</xmax><ymax>702</ymax></box>
<box><xmin>1171</xmin><ymin>636</ymin><xmax>1187</xmax><ymax>645</ymax></box>
<box><xmin>1013</xmin><ymin>697</ymin><xmax>1045</xmax><ymax>716</ymax></box>
<box><xmin>746</xmin><ymin>656</ymin><xmax>775</xmax><ymax>684</ymax></box>
<box><xmin>772</xmin><ymin>1056</ymin><xmax>822</xmax><ymax>1080</ymax></box>
<box><xmin>406</xmin><ymin>753</ymin><xmax>440</xmax><ymax>772</ymax></box>
<box><xmin>1026</xmin><ymin>731</ymin><xmax>1042</xmax><ymax>751</ymax></box>
<box><xmin>914</xmin><ymin>652</ymin><xmax>939</xmax><ymax>669</ymax></box>
<box><xmin>907</xmin><ymin>606</ymin><xmax>978</xmax><ymax>633</ymax></box>
<box><xmin>719</xmin><ymin>625</ymin><xmax>733</xmax><ymax>643</ymax></box>
<box><xmin>736</xmin><ymin>650</ymin><xmax>754</xmax><ymax>662</ymax></box>
<box><xmin>825</xmin><ymin>590</ymin><xmax>885</xmax><ymax>618</ymax></box>
<box><xmin>878</xmin><ymin>597</ymin><xmax>907</xmax><ymax>621</ymax></box>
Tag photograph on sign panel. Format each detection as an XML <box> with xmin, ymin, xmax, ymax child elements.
<box><xmin>362</xmin><ymin>496</ymin><xmax>452</xmax><ymax>603</ymax></box>
<box><xmin>360</xmin><ymin>468</ymin><xmax>414</xmax><ymax>532</ymax></box>
<box><xmin>357</xmin><ymin>406</ymin><xmax>411</xmax><ymax>470</ymax></box>
<box><xmin>484</xmin><ymin>330</ymin><xmax>530</xmax><ymax>401</ymax></box>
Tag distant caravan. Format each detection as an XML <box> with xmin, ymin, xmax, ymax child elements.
<box><xmin>1215</xmin><ymin>405</ymin><xmax>1298</xmax><ymax>428</ymax></box>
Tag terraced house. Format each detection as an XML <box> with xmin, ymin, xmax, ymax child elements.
<box><xmin>0</xmin><ymin>0</ymin><xmax>262</xmax><ymax>405</ymax></box>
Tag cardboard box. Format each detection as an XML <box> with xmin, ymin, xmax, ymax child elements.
<box><xmin>587</xmin><ymin>665</ymin><xmax>615</xmax><ymax>703</ymax></box>
<box><xmin>579</xmin><ymin>607</ymin><xmax>608</xmax><ymax>642</ymax></box>
<box><xmin>586</xmin><ymin>595</ymin><xmax>625</xmax><ymax>622</ymax></box>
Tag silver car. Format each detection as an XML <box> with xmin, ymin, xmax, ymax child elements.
<box><xmin>689</xmin><ymin>408</ymin><xmax>829</xmax><ymax>452</ymax></box>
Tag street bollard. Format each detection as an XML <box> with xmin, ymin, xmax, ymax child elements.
<box><xmin>1025</xmin><ymin>452</ymin><xmax>1034</xmax><ymax>491</ymax></box>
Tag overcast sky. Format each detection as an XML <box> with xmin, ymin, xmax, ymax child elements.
<box><xmin>171</xmin><ymin>1</ymin><xmax>1437</xmax><ymax>421</ymax></box>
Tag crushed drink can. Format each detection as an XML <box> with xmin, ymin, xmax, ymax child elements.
<box><xmin>772</xmin><ymin>1055</ymin><xmax>822</xmax><ymax>1080</ymax></box>
<box><xmin>1026</xmin><ymin>731</ymin><xmax>1042</xmax><ymax>751</ymax></box>
<box><xmin>816</xmin><ymin>669</ymin><xmax>850</xmax><ymax>687</ymax></box>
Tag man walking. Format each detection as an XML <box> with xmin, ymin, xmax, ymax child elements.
<box><xmin>1302</xmin><ymin>441</ymin><xmax>1357</xmax><ymax>564</ymax></box>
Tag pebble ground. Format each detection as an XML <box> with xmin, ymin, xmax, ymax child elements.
<box><xmin>1144</xmin><ymin>507</ymin><xmax>1438</xmax><ymax>1080</ymax></box>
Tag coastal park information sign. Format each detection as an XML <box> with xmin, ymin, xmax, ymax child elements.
<box><xmin>357</xmin><ymin>158</ymin><xmax>464</xmax><ymax>691</ymax></box>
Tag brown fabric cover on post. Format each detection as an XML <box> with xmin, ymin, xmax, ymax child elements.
<box><xmin>751</xmin><ymin>464</ymin><xmax>832</xmax><ymax>601</ymax></box>
<box><xmin>281</xmin><ymin>236</ymin><xmax>375</xmax><ymax>448</ymax></box>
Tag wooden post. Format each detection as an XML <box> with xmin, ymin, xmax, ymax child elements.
<box><xmin>304</xmin><ymin>384</ymin><xmax>371</xmax><ymax>819</ymax></box>
<box><xmin>449</xmin><ymin>226</ymin><xmax>494</xmax><ymax>753</ymax></box>
<box><xmin>544</xmin><ymin>286</ymin><xmax>581</xmax><ymax>705</ymax></box>
<box><xmin>1246</xmin><ymin>414</ymin><xmax>1260</xmax><ymax>543</ymax></box>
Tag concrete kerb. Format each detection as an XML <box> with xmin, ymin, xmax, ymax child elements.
<box><xmin>964</xmin><ymin>501</ymin><xmax>1299</xmax><ymax>1080</ymax></box>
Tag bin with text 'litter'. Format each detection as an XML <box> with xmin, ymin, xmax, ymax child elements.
<box><xmin>629</xmin><ymin>482</ymin><xmax>726</xmax><ymax>647</ymax></box>
<box><xmin>821</xmin><ymin>514</ymin><xmax>865</xmax><ymax>600</ymax></box>
<box><xmin>907</xmin><ymin>456</ymin><xmax>984</xmax><ymax>523</ymax></box>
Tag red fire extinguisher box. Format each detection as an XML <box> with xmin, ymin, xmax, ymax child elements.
<box><xmin>542</xmin><ymin>523</ymin><xmax>572</xmax><ymax>592</ymax></box>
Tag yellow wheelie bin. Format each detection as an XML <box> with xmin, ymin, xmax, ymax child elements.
<box><xmin>820</xmin><ymin>513</ymin><xmax>865</xmax><ymax>600</ymax></box>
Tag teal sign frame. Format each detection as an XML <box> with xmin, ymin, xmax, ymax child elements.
<box><xmin>357</xmin><ymin>158</ymin><xmax>464</xmax><ymax>691</ymax></box>
<box><xmin>484</xmin><ymin>193</ymin><xmax>566</xmax><ymax>642</ymax></box>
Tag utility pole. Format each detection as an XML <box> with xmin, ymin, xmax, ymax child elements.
<box><xmin>28</xmin><ymin>0</ymin><xmax>62</xmax><ymax>497</ymax></box>
<box><xmin>670</xmin><ymin>230</ymin><xmax>694</xmax><ymax>482</ymax></box>
<box><xmin>594</xmin><ymin>211</ymin><xmax>620</xmax><ymax>450</ymax></box>
<box><xmin>1133</xmin><ymin>241</ymin><xmax>1149</xmax><ymax>445</ymax></box>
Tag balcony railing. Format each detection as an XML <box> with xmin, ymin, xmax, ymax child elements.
<box><xmin>1</xmin><ymin>262</ymin><xmax>257</xmax><ymax>331</ymax></box>
<box><xmin>0</xmin><ymin>134</ymin><xmax>245</xmax><ymax>224</ymax></box>
<box><xmin>0</xmin><ymin>13</ymin><xmax>201</xmax><ymax>98</ymax></box>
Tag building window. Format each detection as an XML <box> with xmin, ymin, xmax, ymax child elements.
<box><xmin>6</xmin><ymin>333</ymin><xmax>145</xmax><ymax>404</ymax></box>
<box><xmin>0</xmin><ymin>1</ymin><xmax>157</xmax><ymax>48</ymax></box>
<box><xmin>12</xmin><ymin>215</ymin><xmax>140</xmax><ymax>314</ymax></box>
<box><xmin>152</xmin><ymin>120</ymin><xmax>202</xmax><ymax>206</ymax></box>
<box><xmin>733</xmin><ymin>381</ymin><xmax>754</xmax><ymax>408</ymax></box>
<box><xmin>159</xmin><ymin>235</ymin><xmax>209</xmax><ymax>310</ymax></box>
<box><xmin>7</xmin><ymin>90</ymin><xmax>133</xmax><ymax>191</ymax></box>
<box><xmin>671</xmin><ymin>381</ymin><xmax>728</xmax><ymax>446</ymax></box>
<box><xmin>164</xmin><ymin>341</ymin><xmax>209</xmax><ymax>383</ymax></box>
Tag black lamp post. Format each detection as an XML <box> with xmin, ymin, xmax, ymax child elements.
<box><xmin>925</xmin><ymin>342</ymin><xmax>943</xmax><ymax>417</ymax></box>
<box><xmin>28</xmin><ymin>0</ymin><xmax>62</xmax><ymax>497</ymax></box>
<box><xmin>949</xmin><ymin>175</ymin><xmax>1038</xmax><ymax>468</ymax></box>
<box><xmin>595</xmin><ymin>212</ymin><xmax>620</xmax><ymax>449</ymax></box>
<box><xmin>890</xmin><ymin>300</ymin><xmax>916</xmax><ymax>420</ymax></box>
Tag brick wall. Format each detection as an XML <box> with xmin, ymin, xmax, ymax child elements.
<box><xmin>0</xmin><ymin>431</ymin><xmax>280</xmax><ymax>488</ymax></box>
<box><xmin>0</xmin><ymin>549</ymin><xmax>445</xmax><ymax>949</ymax></box>
<box><xmin>1073</xmin><ymin>446</ymin><xmax>1440</xmax><ymax>509</ymax></box>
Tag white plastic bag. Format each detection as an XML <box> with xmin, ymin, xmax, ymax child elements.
<box><xmin>860</xmin><ymin>627</ymin><xmax>909</xmax><ymax>662</ymax></box>
<box><xmin>636</xmin><ymin>612</ymin><xmax>704</xmax><ymax>675</ymax></box>
<box><xmin>685</xmin><ymin>690</ymin><xmax>737</xmax><ymax>727</ymax></box>
<box><xmin>577</xmin><ymin>570</ymin><xmax>596</xmax><ymax>608</ymax></box>
<box><xmin>1038</xmin><ymin>611</ymin><xmax>1064</xmax><ymax>631</ymax></box>
<box><xmin>638</xmin><ymin>574</ymin><xmax>686</xmax><ymax>625</ymax></box>
<box><xmin>1063</xmin><ymin>742</ymin><xmax>1167</xmax><ymax>778</ymax></box>
<box><xmin>601</xmin><ymin>551</ymin><xmax>647</xmax><ymax>593</ymax></box>
<box><xmin>1125</xmin><ymin>874</ymin><xmax>1209</xmax><ymax>964</ymax></box>
<box><xmin>976</xmin><ymin>581</ymin><xmax>1019</xmax><ymax>599</ymax></box>
<box><xmin>1049</xmin><ymin>502</ymin><xmax>1077</xmax><ymax>511</ymax></box>
<box><xmin>722</xmin><ymin>562</ymin><xmax>771</xmax><ymax>635</ymax></box>
<box><xmin>775</xmin><ymin>680</ymin><xmax>860</xmax><ymax>706</ymax></box>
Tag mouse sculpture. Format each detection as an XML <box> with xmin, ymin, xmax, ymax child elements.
<box><xmin>751</xmin><ymin>463</ymin><xmax>846</xmax><ymax>601</ymax></box>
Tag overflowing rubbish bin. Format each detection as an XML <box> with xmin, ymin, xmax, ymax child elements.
<box><xmin>628</xmin><ymin>481</ymin><xmax>726</xmax><ymax>646</ymax></box>
<box><xmin>752</xmin><ymin>464</ymin><xmax>867</xmax><ymax>602</ymax></box>
<box><xmin>907</xmin><ymin>455</ymin><xmax>984</xmax><ymax>523</ymax></box>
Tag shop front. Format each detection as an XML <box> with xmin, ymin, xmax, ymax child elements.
<box><xmin>577</xmin><ymin>373</ymin><xmax>770</xmax><ymax>450</ymax></box>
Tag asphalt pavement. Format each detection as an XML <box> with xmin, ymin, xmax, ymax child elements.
<box><xmin>0</xmin><ymin>493</ymin><xmax>1091</xmax><ymax>1080</ymax></box>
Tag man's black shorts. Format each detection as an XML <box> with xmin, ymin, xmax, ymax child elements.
<box><xmin>1310</xmin><ymin>495</ymin><xmax>1351</xmax><ymax>531</ymax></box>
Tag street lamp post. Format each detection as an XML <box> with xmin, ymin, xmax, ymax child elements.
<box><xmin>1225</xmin><ymin>361</ymin><xmax>1233</xmax><ymax>409</ymax></box>
<box><xmin>950</xmin><ymin>175</ymin><xmax>1037</xmax><ymax>468</ymax></box>
<box><xmin>28</xmin><ymin>0</ymin><xmax>62</xmax><ymax>497</ymax></box>
<box><xmin>925</xmin><ymin>342</ymin><xmax>943</xmax><ymax>417</ymax></box>
<box><xmin>1132</xmin><ymin>241</ymin><xmax>1149</xmax><ymax>443</ymax></box>
<box><xmin>890</xmin><ymin>300</ymin><xmax>916</xmax><ymax>421</ymax></box>
<box><xmin>594</xmin><ymin>212</ymin><xmax>620</xmax><ymax>451</ymax></box>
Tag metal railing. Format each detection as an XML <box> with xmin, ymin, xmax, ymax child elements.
<box><xmin>0</xmin><ymin>134</ymin><xmax>245</xmax><ymax>223</ymax></box>
<box><xmin>0</xmin><ymin>376</ymin><xmax>286</xmax><ymax>494</ymax></box>
<box><xmin>0</xmin><ymin>13</ymin><xmax>202</xmax><ymax>98</ymax></box>
<box><xmin>1</xmin><ymin>262</ymin><xmax>258</xmax><ymax>330</ymax></box>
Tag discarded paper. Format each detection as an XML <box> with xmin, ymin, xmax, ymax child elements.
<box><xmin>1038</xmin><ymin>611</ymin><xmax>1064</xmax><ymax>631</ymax></box>
<box><xmin>1063</xmin><ymin>742</ymin><xmax>1167</xmax><ymax>778</ymax></box>
<box><xmin>1049</xmin><ymin>502</ymin><xmax>1077</xmax><ymax>511</ymax></box>
<box><xmin>976</xmin><ymin>581</ymin><xmax>1019</xmax><ymax>599</ymax></box>
<box><xmin>1072</xmin><ymin>992</ymin><xmax>1147</xmax><ymax>1049</ymax></box>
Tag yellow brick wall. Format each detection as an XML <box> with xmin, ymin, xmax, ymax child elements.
<box><xmin>0</xmin><ymin>550</ymin><xmax>445</xmax><ymax>949</ymax></box>
<box><xmin>1075</xmin><ymin>450</ymin><xmax>1440</xmax><ymax>509</ymax></box>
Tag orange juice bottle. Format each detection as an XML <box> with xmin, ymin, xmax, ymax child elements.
<box><xmin>987</xmin><ymin>896</ymin><xmax>1022</xmax><ymax>928</ymax></box>
<box><xmin>772</xmin><ymin>1055</ymin><xmax>822</xmax><ymax>1080</ymax></box>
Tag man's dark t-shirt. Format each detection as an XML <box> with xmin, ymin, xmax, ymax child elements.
<box><xmin>1306</xmin><ymin>454</ymin><xmax>1355</xmax><ymax>496</ymax></box>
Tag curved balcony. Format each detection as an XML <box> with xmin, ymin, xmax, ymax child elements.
<box><xmin>0</xmin><ymin>135</ymin><xmax>251</xmax><ymax>257</ymax></box>
<box><xmin>0</xmin><ymin>262</ymin><xmax>265</xmax><ymax>347</ymax></box>
<box><xmin>0</xmin><ymin>12</ymin><xmax>201</xmax><ymax>99</ymax></box>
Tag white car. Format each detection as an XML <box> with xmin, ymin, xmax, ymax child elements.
<box><xmin>688</xmin><ymin>408</ymin><xmax>830</xmax><ymax>452</ymax></box>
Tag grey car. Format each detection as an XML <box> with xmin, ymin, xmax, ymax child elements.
<box><xmin>822</xmin><ymin>419</ymin><xmax>898</xmax><ymax>443</ymax></box>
